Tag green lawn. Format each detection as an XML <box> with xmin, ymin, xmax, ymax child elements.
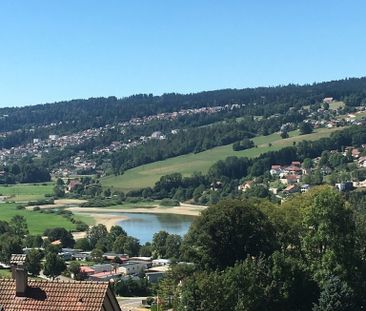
<box><xmin>0</xmin><ymin>269</ymin><xmax>11</xmax><ymax>278</ymax></box>
<box><xmin>0</xmin><ymin>183</ymin><xmax>54</xmax><ymax>202</ymax></box>
<box><xmin>0</xmin><ymin>203</ymin><xmax>87</xmax><ymax>235</ymax></box>
<box><xmin>101</xmin><ymin>127</ymin><xmax>345</xmax><ymax>192</ymax></box>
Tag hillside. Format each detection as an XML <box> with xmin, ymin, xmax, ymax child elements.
<box><xmin>101</xmin><ymin>127</ymin><xmax>345</xmax><ymax>192</ymax></box>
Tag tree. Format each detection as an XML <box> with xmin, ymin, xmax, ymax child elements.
<box><xmin>299</xmin><ymin>122</ymin><xmax>313</xmax><ymax>135</ymax></box>
<box><xmin>87</xmin><ymin>224</ymin><xmax>108</xmax><ymax>248</ymax></box>
<box><xmin>91</xmin><ymin>248</ymin><xmax>104</xmax><ymax>263</ymax></box>
<box><xmin>181</xmin><ymin>199</ymin><xmax>278</xmax><ymax>270</ymax></box>
<box><xmin>300</xmin><ymin>188</ymin><xmax>357</xmax><ymax>286</ymax></box>
<box><xmin>152</xmin><ymin>231</ymin><xmax>169</xmax><ymax>258</ymax></box>
<box><xmin>24</xmin><ymin>235</ymin><xmax>43</xmax><ymax>248</ymax></box>
<box><xmin>0</xmin><ymin>233</ymin><xmax>23</xmax><ymax>263</ymax></box>
<box><xmin>74</xmin><ymin>238</ymin><xmax>91</xmax><ymax>251</ymax></box>
<box><xmin>26</xmin><ymin>249</ymin><xmax>43</xmax><ymax>276</ymax></box>
<box><xmin>44</xmin><ymin>227</ymin><xmax>75</xmax><ymax>248</ymax></box>
<box><xmin>302</xmin><ymin>158</ymin><xmax>313</xmax><ymax>170</ymax></box>
<box><xmin>165</xmin><ymin>234</ymin><xmax>182</xmax><ymax>259</ymax></box>
<box><xmin>313</xmin><ymin>276</ymin><xmax>355</xmax><ymax>311</ymax></box>
<box><xmin>124</xmin><ymin>236</ymin><xmax>140</xmax><ymax>257</ymax></box>
<box><xmin>68</xmin><ymin>261</ymin><xmax>86</xmax><ymax>280</ymax></box>
<box><xmin>113</xmin><ymin>235</ymin><xmax>127</xmax><ymax>253</ymax></box>
<box><xmin>43</xmin><ymin>252</ymin><xmax>66</xmax><ymax>279</ymax></box>
<box><xmin>109</xmin><ymin>225</ymin><xmax>127</xmax><ymax>240</ymax></box>
<box><xmin>280</xmin><ymin>131</ymin><xmax>289</xmax><ymax>139</ymax></box>
<box><xmin>0</xmin><ymin>220</ymin><xmax>10</xmax><ymax>235</ymax></box>
<box><xmin>140</xmin><ymin>242</ymin><xmax>153</xmax><ymax>257</ymax></box>
<box><xmin>10</xmin><ymin>215</ymin><xmax>28</xmax><ymax>237</ymax></box>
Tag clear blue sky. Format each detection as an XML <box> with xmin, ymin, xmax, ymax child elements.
<box><xmin>0</xmin><ymin>0</ymin><xmax>365</xmax><ymax>107</ymax></box>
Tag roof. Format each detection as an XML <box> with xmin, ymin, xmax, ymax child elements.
<box><xmin>80</xmin><ymin>266</ymin><xmax>96</xmax><ymax>273</ymax></box>
<box><xmin>271</xmin><ymin>165</ymin><xmax>282</xmax><ymax>169</ymax></box>
<box><xmin>90</xmin><ymin>271</ymin><xmax>120</xmax><ymax>278</ymax></box>
<box><xmin>10</xmin><ymin>254</ymin><xmax>26</xmax><ymax>266</ymax></box>
<box><xmin>284</xmin><ymin>185</ymin><xmax>297</xmax><ymax>191</ymax></box>
<box><xmin>0</xmin><ymin>279</ymin><xmax>120</xmax><ymax>311</ymax></box>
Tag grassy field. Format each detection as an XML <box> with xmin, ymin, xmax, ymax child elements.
<box><xmin>0</xmin><ymin>183</ymin><xmax>54</xmax><ymax>202</ymax></box>
<box><xmin>0</xmin><ymin>203</ymin><xmax>93</xmax><ymax>235</ymax></box>
<box><xmin>101</xmin><ymin>127</ymin><xmax>345</xmax><ymax>192</ymax></box>
<box><xmin>329</xmin><ymin>101</ymin><xmax>345</xmax><ymax>110</ymax></box>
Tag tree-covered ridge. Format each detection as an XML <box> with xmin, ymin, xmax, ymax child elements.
<box><xmin>0</xmin><ymin>77</ymin><xmax>365</xmax><ymax>132</ymax></box>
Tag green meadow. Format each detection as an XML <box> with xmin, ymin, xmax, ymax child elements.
<box><xmin>0</xmin><ymin>183</ymin><xmax>54</xmax><ymax>202</ymax></box>
<box><xmin>0</xmin><ymin>203</ymin><xmax>79</xmax><ymax>235</ymax></box>
<box><xmin>101</xmin><ymin>127</ymin><xmax>344</xmax><ymax>192</ymax></box>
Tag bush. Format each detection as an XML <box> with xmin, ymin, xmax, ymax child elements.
<box><xmin>126</xmin><ymin>197</ymin><xmax>143</xmax><ymax>204</ymax></box>
<box><xmin>33</xmin><ymin>206</ymin><xmax>41</xmax><ymax>211</ymax></box>
<box><xmin>75</xmin><ymin>222</ymin><xmax>89</xmax><ymax>232</ymax></box>
<box><xmin>232</xmin><ymin>138</ymin><xmax>254</xmax><ymax>151</ymax></box>
<box><xmin>16</xmin><ymin>204</ymin><xmax>25</xmax><ymax>210</ymax></box>
<box><xmin>28</xmin><ymin>199</ymin><xmax>54</xmax><ymax>206</ymax></box>
<box><xmin>160</xmin><ymin>199</ymin><xmax>180</xmax><ymax>207</ymax></box>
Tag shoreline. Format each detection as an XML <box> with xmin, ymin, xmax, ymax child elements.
<box><xmin>68</xmin><ymin>202</ymin><xmax>206</xmax><ymax>217</ymax></box>
<box><xmin>69</xmin><ymin>203</ymin><xmax>207</xmax><ymax>240</ymax></box>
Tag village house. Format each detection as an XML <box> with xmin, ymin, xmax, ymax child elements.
<box><xmin>67</xmin><ymin>179</ymin><xmax>82</xmax><ymax>192</ymax></box>
<box><xmin>323</xmin><ymin>97</ymin><xmax>334</xmax><ymax>104</ymax></box>
<box><xmin>270</xmin><ymin>165</ymin><xmax>283</xmax><ymax>176</ymax></box>
<box><xmin>335</xmin><ymin>182</ymin><xmax>354</xmax><ymax>192</ymax></box>
<box><xmin>280</xmin><ymin>174</ymin><xmax>301</xmax><ymax>185</ymax></box>
<box><xmin>0</xmin><ymin>254</ymin><xmax>121</xmax><ymax>311</ymax></box>
<box><xmin>358</xmin><ymin>156</ymin><xmax>366</xmax><ymax>167</ymax></box>
<box><xmin>118</xmin><ymin>261</ymin><xmax>147</xmax><ymax>275</ymax></box>
<box><xmin>283</xmin><ymin>184</ymin><xmax>300</xmax><ymax>195</ymax></box>
<box><xmin>301</xmin><ymin>184</ymin><xmax>310</xmax><ymax>193</ymax></box>
<box><xmin>238</xmin><ymin>181</ymin><xmax>253</xmax><ymax>192</ymax></box>
<box><xmin>353</xmin><ymin>180</ymin><xmax>366</xmax><ymax>188</ymax></box>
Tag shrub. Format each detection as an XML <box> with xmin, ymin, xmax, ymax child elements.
<box><xmin>160</xmin><ymin>199</ymin><xmax>180</xmax><ymax>207</ymax></box>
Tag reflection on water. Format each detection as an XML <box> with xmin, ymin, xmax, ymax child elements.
<box><xmin>117</xmin><ymin>213</ymin><xmax>194</xmax><ymax>244</ymax></box>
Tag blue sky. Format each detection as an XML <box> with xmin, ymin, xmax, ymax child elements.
<box><xmin>0</xmin><ymin>0</ymin><xmax>365</xmax><ymax>107</ymax></box>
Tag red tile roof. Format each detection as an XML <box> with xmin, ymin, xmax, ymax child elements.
<box><xmin>0</xmin><ymin>279</ymin><xmax>119</xmax><ymax>311</ymax></box>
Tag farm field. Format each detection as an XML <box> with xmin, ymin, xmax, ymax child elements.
<box><xmin>0</xmin><ymin>183</ymin><xmax>54</xmax><ymax>202</ymax></box>
<box><xmin>0</xmin><ymin>203</ymin><xmax>93</xmax><ymax>235</ymax></box>
<box><xmin>101</xmin><ymin>127</ymin><xmax>345</xmax><ymax>192</ymax></box>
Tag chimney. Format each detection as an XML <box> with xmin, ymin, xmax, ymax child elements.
<box><xmin>15</xmin><ymin>267</ymin><xmax>28</xmax><ymax>297</ymax></box>
<box><xmin>10</xmin><ymin>254</ymin><xmax>28</xmax><ymax>297</ymax></box>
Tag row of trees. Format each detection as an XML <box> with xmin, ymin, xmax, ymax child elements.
<box><xmin>0</xmin><ymin>158</ymin><xmax>50</xmax><ymax>184</ymax></box>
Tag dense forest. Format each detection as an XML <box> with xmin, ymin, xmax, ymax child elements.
<box><xmin>0</xmin><ymin>77</ymin><xmax>365</xmax><ymax>133</ymax></box>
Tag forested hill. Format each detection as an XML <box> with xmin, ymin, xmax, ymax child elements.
<box><xmin>0</xmin><ymin>77</ymin><xmax>366</xmax><ymax>132</ymax></box>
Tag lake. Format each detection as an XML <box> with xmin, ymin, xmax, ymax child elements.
<box><xmin>117</xmin><ymin>212</ymin><xmax>195</xmax><ymax>244</ymax></box>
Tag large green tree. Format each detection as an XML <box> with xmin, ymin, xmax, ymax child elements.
<box><xmin>43</xmin><ymin>253</ymin><xmax>66</xmax><ymax>279</ymax></box>
<box><xmin>181</xmin><ymin>199</ymin><xmax>278</xmax><ymax>270</ymax></box>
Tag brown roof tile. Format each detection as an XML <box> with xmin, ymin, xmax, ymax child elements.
<box><xmin>0</xmin><ymin>279</ymin><xmax>116</xmax><ymax>311</ymax></box>
<box><xmin>10</xmin><ymin>254</ymin><xmax>26</xmax><ymax>266</ymax></box>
